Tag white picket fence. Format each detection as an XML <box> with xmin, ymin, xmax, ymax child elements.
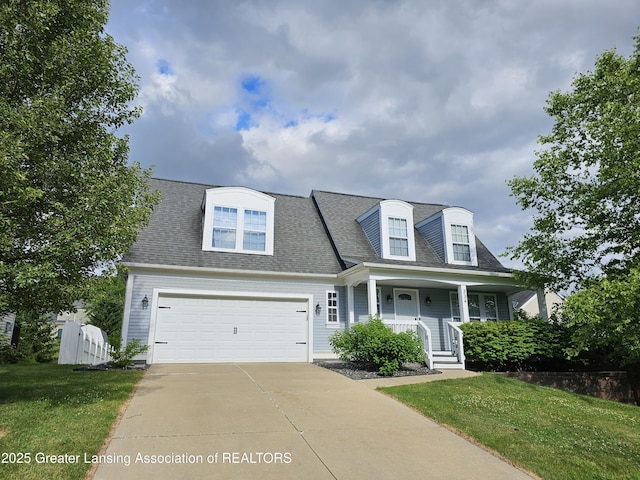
<box><xmin>58</xmin><ymin>321</ymin><xmax>114</xmax><ymax>365</ymax></box>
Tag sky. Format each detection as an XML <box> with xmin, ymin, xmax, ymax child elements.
<box><xmin>106</xmin><ymin>0</ymin><xmax>640</xmax><ymax>269</ymax></box>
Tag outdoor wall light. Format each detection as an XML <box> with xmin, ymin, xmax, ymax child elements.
<box><xmin>425</xmin><ymin>296</ymin><xmax>432</xmax><ymax>305</ymax></box>
<box><xmin>386</xmin><ymin>294</ymin><xmax>393</xmax><ymax>304</ymax></box>
<box><xmin>141</xmin><ymin>295</ymin><xmax>149</xmax><ymax>310</ymax></box>
<box><xmin>315</xmin><ymin>303</ymin><xmax>321</xmax><ymax>315</ymax></box>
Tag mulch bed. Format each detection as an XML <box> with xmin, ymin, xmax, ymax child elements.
<box><xmin>314</xmin><ymin>360</ymin><xmax>441</xmax><ymax>380</ymax></box>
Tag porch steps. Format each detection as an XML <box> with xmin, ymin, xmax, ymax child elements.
<box><xmin>432</xmin><ymin>351</ymin><xmax>465</xmax><ymax>370</ymax></box>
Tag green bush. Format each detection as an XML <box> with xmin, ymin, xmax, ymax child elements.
<box><xmin>0</xmin><ymin>343</ymin><xmax>23</xmax><ymax>364</ymax></box>
<box><xmin>108</xmin><ymin>338</ymin><xmax>148</xmax><ymax>368</ymax></box>
<box><xmin>16</xmin><ymin>312</ymin><xmax>56</xmax><ymax>363</ymax></box>
<box><xmin>460</xmin><ymin>319</ymin><xmax>568</xmax><ymax>371</ymax></box>
<box><xmin>329</xmin><ymin>316</ymin><xmax>426</xmax><ymax>376</ymax></box>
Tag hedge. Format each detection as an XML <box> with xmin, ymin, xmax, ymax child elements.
<box><xmin>460</xmin><ymin>319</ymin><xmax>569</xmax><ymax>371</ymax></box>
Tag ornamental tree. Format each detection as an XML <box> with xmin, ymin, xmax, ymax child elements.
<box><xmin>0</xmin><ymin>0</ymin><xmax>158</xmax><ymax>317</ymax></box>
<box><xmin>507</xmin><ymin>33</ymin><xmax>640</xmax><ymax>293</ymax></box>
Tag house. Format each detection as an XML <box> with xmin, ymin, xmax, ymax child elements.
<box><xmin>55</xmin><ymin>301</ymin><xmax>89</xmax><ymax>339</ymax></box>
<box><xmin>1</xmin><ymin>313</ymin><xmax>16</xmax><ymax>346</ymax></box>
<box><xmin>121</xmin><ymin>178</ymin><xmax>529</xmax><ymax>369</ymax></box>
<box><xmin>512</xmin><ymin>290</ymin><xmax>564</xmax><ymax>320</ymax></box>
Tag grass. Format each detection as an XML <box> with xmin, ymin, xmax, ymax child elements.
<box><xmin>0</xmin><ymin>362</ymin><xmax>143</xmax><ymax>480</ymax></box>
<box><xmin>380</xmin><ymin>374</ymin><xmax>640</xmax><ymax>480</ymax></box>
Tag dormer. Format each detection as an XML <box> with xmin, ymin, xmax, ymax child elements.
<box><xmin>201</xmin><ymin>187</ymin><xmax>275</xmax><ymax>255</ymax></box>
<box><xmin>357</xmin><ymin>199</ymin><xmax>416</xmax><ymax>261</ymax></box>
<box><xmin>416</xmin><ymin>207</ymin><xmax>478</xmax><ymax>266</ymax></box>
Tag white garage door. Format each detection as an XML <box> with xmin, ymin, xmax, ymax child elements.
<box><xmin>151</xmin><ymin>295</ymin><xmax>310</xmax><ymax>363</ymax></box>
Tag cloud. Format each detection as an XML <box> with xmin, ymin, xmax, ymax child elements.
<box><xmin>107</xmin><ymin>0</ymin><xmax>640</xmax><ymax>268</ymax></box>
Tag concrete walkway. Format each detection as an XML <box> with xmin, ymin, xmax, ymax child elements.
<box><xmin>92</xmin><ymin>364</ymin><xmax>534</xmax><ymax>480</ymax></box>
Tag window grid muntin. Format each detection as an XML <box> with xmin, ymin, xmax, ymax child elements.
<box><xmin>327</xmin><ymin>291</ymin><xmax>339</xmax><ymax>324</ymax></box>
<box><xmin>450</xmin><ymin>293</ymin><xmax>498</xmax><ymax>322</ymax></box>
<box><xmin>451</xmin><ymin>224</ymin><xmax>471</xmax><ymax>262</ymax></box>
<box><xmin>212</xmin><ymin>206</ymin><xmax>238</xmax><ymax>248</ymax></box>
<box><xmin>388</xmin><ymin>217</ymin><xmax>409</xmax><ymax>257</ymax></box>
<box><xmin>242</xmin><ymin>209</ymin><xmax>267</xmax><ymax>251</ymax></box>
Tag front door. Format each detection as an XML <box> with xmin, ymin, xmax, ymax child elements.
<box><xmin>394</xmin><ymin>288</ymin><xmax>420</xmax><ymax>323</ymax></box>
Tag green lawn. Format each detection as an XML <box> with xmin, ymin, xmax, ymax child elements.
<box><xmin>380</xmin><ymin>374</ymin><xmax>640</xmax><ymax>480</ymax></box>
<box><xmin>0</xmin><ymin>363</ymin><xmax>143</xmax><ymax>480</ymax></box>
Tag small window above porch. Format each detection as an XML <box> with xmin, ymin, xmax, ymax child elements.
<box><xmin>416</xmin><ymin>207</ymin><xmax>478</xmax><ymax>266</ymax></box>
<box><xmin>356</xmin><ymin>199</ymin><xmax>417</xmax><ymax>261</ymax></box>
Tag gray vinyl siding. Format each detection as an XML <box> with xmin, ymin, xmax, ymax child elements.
<box><xmin>358</xmin><ymin>210</ymin><xmax>381</xmax><ymax>257</ymax></box>
<box><xmin>417</xmin><ymin>216</ymin><xmax>445</xmax><ymax>262</ymax></box>
<box><xmin>351</xmin><ymin>286</ymin><xmax>512</xmax><ymax>352</ymax></box>
<box><xmin>125</xmin><ymin>271</ymin><xmax>346</xmax><ymax>355</ymax></box>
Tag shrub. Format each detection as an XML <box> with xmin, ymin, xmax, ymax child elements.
<box><xmin>16</xmin><ymin>312</ymin><xmax>56</xmax><ymax>363</ymax></box>
<box><xmin>0</xmin><ymin>343</ymin><xmax>23</xmax><ymax>364</ymax></box>
<box><xmin>330</xmin><ymin>316</ymin><xmax>426</xmax><ymax>376</ymax></box>
<box><xmin>108</xmin><ymin>338</ymin><xmax>148</xmax><ymax>368</ymax></box>
<box><xmin>460</xmin><ymin>318</ymin><xmax>568</xmax><ymax>371</ymax></box>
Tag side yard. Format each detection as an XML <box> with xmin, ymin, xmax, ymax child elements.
<box><xmin>0</xmin><ymin>363</ymin><xmax>143</xmax><ymax>480</ymax></box>
<box><xmin>381</xmin><ymin>374</ymin><xmax>640</xmax><ymax>480</ymax></box>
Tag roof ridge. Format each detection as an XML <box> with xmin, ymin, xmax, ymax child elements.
<box><xmin>311</xmin><ymin>188</ymin><xmax>450</xmax><ymax>208</ymax></box>
<box><xmin>151</xmin><ymin>177</ymin><xmax>308</xmax><ymax>199</ymax></box>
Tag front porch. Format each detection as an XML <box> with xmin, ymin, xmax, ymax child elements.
<box><xmin>340</xmin><ymin>263</ymin><xmax>532</xmax><ymax>370</ymax></box>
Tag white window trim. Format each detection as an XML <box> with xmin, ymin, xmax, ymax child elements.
<box><xmin>326</xmin><ymin>290</ymin><xmax>340</xmax><ymax>327</ymax></box>
<box><xmin>380</xmin><ymin>200</ymin><xmax>416</xmax><ymax>261</ymax></box>
<box><xmin>418</xmin><ymin>207</ymin><xmax>477</xmax><ymax>266</ymax></box>
<box><xmin>450</xmin><ymin>292</ymin><xmax>498</xmax><ymax>322</ymax></box>
<box><xmin>202</xmin><ymin>187</ymin><xmax>275</xmax><ymax>255</ymax></box>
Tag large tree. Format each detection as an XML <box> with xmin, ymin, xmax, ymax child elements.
<box><xmin>507</xmin><ymin>33</ymin><xmax>640</xmax><ymax>293</ymax></box>
<box><xmin>0</xmin><ymin>0</ymin><xmax>158</xmax><ymax>316</ymax></box>
<box><xmin>508</xmin><ymin>33</ymin><xmax>640</xmax><ymax>399</ymax></box>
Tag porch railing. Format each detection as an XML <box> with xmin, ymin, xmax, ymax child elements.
<box><xmin>416</xmin><ymin>320</ymin><xmax>434</xmax><ymax>370</ymax></box>
<box><xmin>382</xmin><ymin>319</ymin><xmax>433</xmax><ymax>370</ymax></box>
<box><xmin>383</xmin><ymin>319</ymin><xmax>417</xmax><ymax>334</ymax></box>
<box><xmin>447</xmin><ymin>321</ymin><xmax>465</xmax><ymax>367</ymax></box>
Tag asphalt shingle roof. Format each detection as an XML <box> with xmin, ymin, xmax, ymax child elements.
<box><xmin>125</xmin><ymin>178</ymin><xmax>510</xmax><ymax>275</ymax></box>
<box><xmin>311</xmin><ymin>190</ymin><xmax>510</xmax><ymax>273</ymax></box>
<box><xmin>124</xmin><ymin>178</ymin><xmax>344</xmax><ymax>275</ymax></box>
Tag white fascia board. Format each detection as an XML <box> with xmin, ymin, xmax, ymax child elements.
<box><xmin>122</xmin><ymin>262</ymin><xmax>338</xmax><ymax>282</ymax></box>
<box><xmin>338</xmin><ymin>262</ymin><xmax>517</xmax><ymax>286</ymax></box>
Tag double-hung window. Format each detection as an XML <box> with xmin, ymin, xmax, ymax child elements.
<box><xmin>202</xmin><ymin>187</ymin><xmax>275</xmax><ymax>255</ymax></box>
<box><xmin>451</xmin><ymin>224</ymin><xmax>471</xmax><ymax>262</ymax></box>
<box><xmin>212</xmin><ymin>207</ymin><xmax>268</xmax><ymax>252</ymax></box>
<box><xmin>243</xmin><ymin>210</ymin><xmax>267</xmax><ymax>251</ymax></box>
<box><xmin>212</xmin><ymin>207</ymin><xmax>238</xmax><ymax>249</ymax></box>
<box><xmin>388</xmin><ymin>217</ymin><xmax>409</xmax><ymax>257</ymax></box>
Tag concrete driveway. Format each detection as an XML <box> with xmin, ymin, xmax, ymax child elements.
<box><xmin>92</xmin><ymin>363</ymin><xmax>535</xmax><ymax>480</ymax></box>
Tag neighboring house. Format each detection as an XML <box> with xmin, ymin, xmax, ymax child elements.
<box><xmin>121</xmin><ymin>178</ymin><xmax>528</xmax><ymax>369</ymax></box>
<box><xmin>512</xmin><ymin>290</ymin><xmax>564</xmax><ymax>319</ymax></box>
<box><xmin>55</xmin><ymin>301</ymin><xmax>89</xmax><ymax>339</ymax></box>
<box><xmin>1</xmin><ymin>313</ymin><xmax>16</xmax><ymax>345</ymax></box>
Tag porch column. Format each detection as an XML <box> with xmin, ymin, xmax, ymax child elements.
<box><xmin>367</xmin><ymin>278</ymin><xmax>378</xmax><ymax>318</ymax></box>
<box><xmin>347</xmin><ymin>284</ymin><xmax>355</xmax><ymax>324</ymax></box>
<box><xmin>536</xmin><ymin>289</ymin><xmax>549</xmax><ymax>320</ymax></box>
<box><xmin>457</xmin><ymin>284</ymin><xmax>470</xmax><ymax>323</ymax></box>
<box><xmin>507</xmin><ymin>293</ymin><xmax>515</xmax><ymax>320</ymax></box>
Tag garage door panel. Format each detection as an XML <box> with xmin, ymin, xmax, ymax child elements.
<box><xmin>152</xmin><ymin>295</ymin><xmax>309</xmax><ymax>363</ymax></box>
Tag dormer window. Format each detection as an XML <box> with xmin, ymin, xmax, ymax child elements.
<box><xmin>416</xmin><ymin>207</ymin><xmax>478</xmax><ymax>266</ymax></box>
<box><xmin>212</xmin><ymin>206</ymin><xmax>238</xmax><ymax>249</ymax></box>
<box><xmin>357</xmin><ymin>199</ymin><xmax>416</xmax><ymax>261</ymax></box>
<box><xmin>388</xmin><ymin>217</ymin><xmax>409</xmax><ymax>257</ymax></box>
<box><xmin>202</xmin><ymin>187</ymin><xmax>275</xmax><ymax>255</ymax></box>
<box><xmin>451</xmin><ymin>224</ymin><xmax>472</xmax><ymax>262</ymax></box>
